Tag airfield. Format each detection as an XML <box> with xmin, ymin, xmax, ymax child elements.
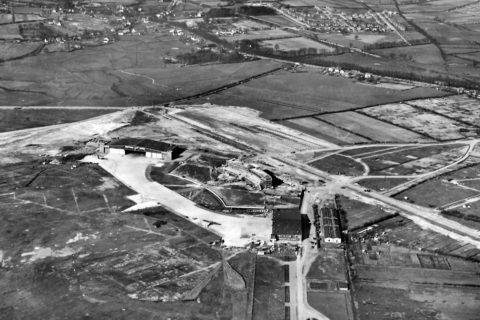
<box><xmin>1</xmin><ymin>0</ymin><xmax>480</xmax><ymax>320</ymax></box>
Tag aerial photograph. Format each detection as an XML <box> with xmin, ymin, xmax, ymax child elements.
<box><xmin>0</xmin><ymin>0</ymin><xmax>480</xmax><ymax>319</ymax></box>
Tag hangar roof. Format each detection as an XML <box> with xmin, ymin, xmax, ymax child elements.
<box><xmin>109</xmin><ymin>138</ymin><xmax>176</xmax><ymax>152</ymax></box>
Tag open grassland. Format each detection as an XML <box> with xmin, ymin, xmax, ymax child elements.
<box><xmin>252</xmin><ymin>257</ymin><xmax>285</xmax><ymax>320</ymax></box>
<box><xmin>253</xmin><ymin>14</ymin><xmax>301</xmax><ymax>27</ymax></box>
<box><xmin>361</xmin><ymin>103</ymin><xmax>478</xmax><ymax>141</ymax></box>
<box><xmin>0</xmin><ymin>108</ymin><xmax>119</xmax><ymax>133</ymax></box>
<box><xmin>260</xmin><ymin>37</ymin><xmax>335</xmax><ymax>52</ymax></box>
<box><xmin>212</xmin><ymin>188</ymin><xmax>265</xmax><ymax>207</ymax></box>
<box><xmin>222</xmin><ymin>28</ymin><xmax>296</xmax><ymax>41</ymax></box>
<box><xmin>358</xmin><ymin>215</ymin><xmax>480</xmax><ymax>261</ymax></box>
<box><xmin>406</xmin><ymin>95</ymin><xmax>480</xmax><ymax>126</ymax></box>
<box><xmin>281</xmin><ymin>117</ymin><xmax>370</xmax><ymax>145</ymax></box>
<box><xmin>309</xmin><ymin>154</ymin><xmax>365</xmax><ymax>176</ymax></box>
<box><xmin>0</xmin><ymin>158</ymin><xmax>250</xmax><ymax>319</ymax></box>
<box><xmin>337</xmin><ymin>195</ymin><xmax>396</xmax><ymax>230</ymax></box>
<box><xmin>360</xmin><ymin>144</ymin><xmax>468</xmax><ymax>176</ymax></box>
<box><xmin>318</xmin><ymin>111</ymin><xmax>431</xmax><ymax>143</ymax></box>
<box><xmin>206</xmin><ymin>69</ymin><xmax>446</xmax><ymax>120</ymax></box>
<box><xmin>372</xmin><ymin>44</ymin><xmax>444</xmax><ymax>65</ymax></box>
<box><xmin>356</xmin><ymin>177</ymin><xmax>410</xmax><ymax>192</ymax></box>
<box><xmin>394</xmin><ymin>178</ymin><xmax>480</xmax><ymax>208</ymax></box>
<box><xmin>0</xmin><ymin>34</ymin><xmax>281</xmax><ymax>106</ymax></box>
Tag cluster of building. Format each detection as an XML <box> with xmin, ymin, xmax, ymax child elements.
<box><xmin>219</xmin><ymin>159</ymin><xmax>272</xmax><ymax>190</ymax></box>
<box><xmin>283</xmin><ymin>6</ymin><xmax>399</xmax><ymax>33</ymax></box>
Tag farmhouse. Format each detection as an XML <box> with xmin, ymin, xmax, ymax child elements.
<box><xmin>271</xmin><ymin>209</ymin><xmax>302</xmax><ymax>243</ymax></box>
<box><xmin>106</xmin><ymin>138</ymin><xmax>179</xmax><ymax>160</ymax></box>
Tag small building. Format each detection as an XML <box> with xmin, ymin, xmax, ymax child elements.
<box><xmin>271</xmin><ymin>209</ymin><xmax>302</xmax><ymax>243</ymax></box>
<box><xmin>107</xmin><ymin>138</ymin><xmax>179</xmax><ymax>160</ymax></box>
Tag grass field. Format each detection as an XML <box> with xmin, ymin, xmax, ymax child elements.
<box><xmin>223</xmin><ymin>29</ymin><xmax>296</xmax><ymax>41</ymax></box>
<box><xmin>212</xmin><ymin>188</ymin><xmax>265</xmax><ymax>207</ymax></box>
<box><xmin>281</xmin><ymin>117</ymin><xmax>370</xmax><ymax>145</ymax></box>
<box><xmin>0</xmin><ymin>108</ymin><xmax>119</xmax><ymax>133</ymax></box>
<box><xmin>337</xmin><ymin>195</ymin><xmax>396</xmax><ymax>230</ymax></box>
<box><xmin>307</xmin><ymin>292</ymin><xmax>350</xmax><ymax>320</ymax></box>
<box><xmin>260</xmin><ymin>37</ymin><xmax>335</xmax><ymax>52</ymax></box>
<box><xmin>0</xmin><ymin>157</ymin><xmax>240</xmax><ymax>319</ymax></box>
<box><xmin>361</xmin><ymin>103</ymin><xmax>478</xmax><ymax>141</ymax></box>
<box><xmin>254</xmin><ymin>14</ymin><xmax>301</xmax><ymax>27</ymax></box>
<box><xmin>173</xmin><ymin>164</ymin><xmax>213</xmax><ymax>184</ymax></box>
<box><xmin>318</xmin><ymin>111</ymin><xmax>430</xmax><ymax>143</ymax></box>
<box><xmin>360</xmin><ymin>144</ymin><xmax>467</xmax><ymax>176</ymax></box>
<box><xmin>309</xmin><ymin>154</ymin><xmax>365</xmax><ymax>176</ymax></box>
<box><xmin>372</xmin><ymin>44</ymin><xmax>444</xmax><ymax>65</ymax></box>
<box><xmin>252</xmin><ymin>257</ymin><xmax>285</xmax><ymax>320</ymax></box>
<box><xmin>356</xmin><ymin>177</ymin><xmax>410</xmax><ymax>192</ymax></box>
<box><xmin>206</xmin><ymin>69</ymin><xmax>448</xmax><ymax>120</ymax></box>
<box><xmin>0</xmin><ymin>34</ymin><xmax>281</xmax><ymax>106</ymax></box>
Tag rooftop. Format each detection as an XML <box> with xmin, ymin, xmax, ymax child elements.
<box><xmin>272</xmin><ymin>208</ymin><xmax>302</xmax><ymax>237</ymax></box>
<box><xmin>109</xmin><ymin>138</ymin><xmax>176</xmax><ymax>152</ymax></box>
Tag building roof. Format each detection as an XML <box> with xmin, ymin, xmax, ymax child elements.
<box><xmin>109</xmin><ymin>138</ymin><xmax>176</xmax><ymax>152</ymax></box>
<box><xmin>272</xmin><ymin>209</ymin><xmax>302</xmax><ymax>237</ymax></box>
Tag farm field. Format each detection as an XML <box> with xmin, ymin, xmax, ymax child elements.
<box><xmin>356</xmin><ymin>177</ymin><xmax>410</xmax><ymax>192</ymax></box>
<box><xmin>0</xmin><ymin>108</ymin><xmax>119</xmax><ymax>133</ymax></box>
<box><xmin>371</xmin><ymin>44</ymin><xmax>444</xmax><ymax>65</ymax></box>
<box><xmin>406</xmin><ymin>95</ymin><xmax>480</xmax><ymax>126</ymax></box>
<box><xmin>0</xmin><ymin>158</ymin><xmax>243</xmax><ymax>319</ymax></box>
<box><xmin>253</xmin><ymin>14</ymin><xmax>301</xmax><ymax>27</ymax></box>
<box><xmin>260</xmin><ymin>37</ymin><xmax>335</xmax><ymax>53</ymax></box>
<box><xmin>361</xmin><ymin>103</ymin><xmax>478</xmax><ymax>141</ymax></box>
<box><xmin>206</xmin><ymin>69</ymin><xmax>447</xmax><ymax>120</ymax></box>
<box><xmin>317</xmin><ymin>111</ymin><xmax>431</xmax><ymax>143</ymax></box>
<box><xmin>358</xmin><ymin>144</ymin><xmax>468</xmax><ymax>176</ymax></box>
<box><xmin>0</xmin><ymin>34</ymin><xmax>282</xmax><ymax>106</ymax></box>
<box><xmin>307</xmin><ymin>292</ymin><xmax>351</xmax><ymax>320</ymax></box>
<box><xmin>282</xmin><ymin>117</ymin><xmax>370</xmax><ymax>145</ymax></box>
<box><xmin>395</xmin><ymin>176</ymin><xmax>480</xmax><ymax>207</ymax></box>
<box><xmin>337</xmin><ymin>195</ymin><xmax>396</xmax><ymax>230</ymax></box>
<box><xmin>0</xmin><ymin>24</ymin><xmax>23</xmax><ymax>40</ymax></box>
<box><xmin>309</xmin><ymin>154</ymin><xmax>365</xmax><ymax>176</ymax></box>
<box><xmin>356</xmin><ymin>215</ymin><xmax>480</xmax><ymax>261</ymax></box>
<box><xmin>222</xmin><ymin>28</ymin><xmax>296</xmax><ymax>41</ymax></box>
<box><xmin>252</xmin><ymin>257</ymin><xmax>285</xmax><ymax>320</ymax></box>
<box><xmin>212</xmin><ymin>188</ymin><xmax>265</xmax><ymax>207</ymax></box>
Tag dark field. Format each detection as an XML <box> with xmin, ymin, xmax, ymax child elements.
<box><xmin>0</xmin><ymin>108</ymin><xmax>119</xmax><ymax>133</ymax></box>
<box><xmin>309</xmin><ymin>154</ymin><xmax>365</xmax><ymax>176</ymax></box>
<box><xmin>337</xmin><ymin>195</ymin><xmax>396</xmax><ymax>230</ymax></box>
<box><xmin>356</xmin><ymin>177</ymin><xmax>410</xmax><ymax>192</ymax></box>
<box><xmin>0</xmin><ymin>34</ymin><xmax>281</xmax><ymax>106</ymax></box>
<box><xmin>0</xmin><ymin>158</ymin><xmax>240</xmax><ymax>320</ymax></box>
<box><xmin>213</xmin><ymin>188</ymin><xmax>265</xmax><ymax>207</ymax></box>
<box><xmin>252</xmin><ymin>257</ymin><xmax>285</xmax><ymax>320</ymax></box>
<box><xmin>198</xmin><ymin>69</ymin><xmax>447</xmax><ymax>120</ymax></box>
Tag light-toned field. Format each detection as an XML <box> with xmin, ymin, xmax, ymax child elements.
<box><xmin>231</xmin><ymin>19</ymin><xmax>271</xmax><ymax>30</ymax></box>
<box><xmin>222</xmin><ymin>28</ymin><xmax>295</xmax><ymax>41</ymax></box>
<box><xmin>283</xmin><ymin>117</ymin><xmax>370</xmax><ymax>145</ymax></box>
<box><xmin>0</xmin><ymin>24</ymin><xmax>22</xmax><ymax>40</ymax></box>
<box><xmin>254</xmin><ymin>14</ymin><xmax>301</xmax><ymax>28</ymax></box>
<box><xmin>407</xmin><ymin>95</ymin><xmax>480</xmax><ymax>126</ymax></box>
<box><xmin>318</xmin><ymin>111</ymin><xmax>431</xmax><ymax>143</ymax></box>
<box><xmin>260</xmin><ymin>37</ymin><xmax>335</xmax><ymax>52</ymax></box>
<box><xmin>362</xmin><ymin>103</ymin><xmax>478</xmax><ymax>141</ymax></box>
<box><xmin>202</xmin><ymin>69</ymin><xmax>448</xmax><ymax>120</ymax></box>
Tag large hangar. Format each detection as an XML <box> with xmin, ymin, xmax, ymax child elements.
<box><xmin>107</xmin><ymin>138</ymin><xmax>179</xmax><ymax>160</ymax></box>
